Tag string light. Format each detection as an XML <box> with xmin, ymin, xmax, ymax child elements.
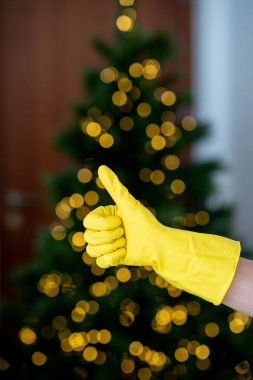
<box><xmin>31</xmin><ymin>351</ymin><xmax>47</xmax><ymax>366</ymax></box>
<box><xmin>99</xmin><ymin>133</ymin><xmax>114</xmax><ymax>148</ymax></box>
<box><xmin>146</xmin><ymin>123</ymin><xmax>160</xmax><ymax>138</ymax></box>
<box><xmin>137</xmin><ymin>102</ymin><xmax>151</xmax><ymax>117</ymax></box>
<box><xmin>19</xmin><ymin>327</ymin><xmax>37</xmax><ymax>344</ymax></box>
<box><xmin>84</xmin><ymin>191</ymin><xmax>99</xmax><ymax>206</ymax></box>
<box><xmin>118</xmin><ymin>77</ymin><xmax>132</xmax><ymax>92</ymax></box>
<box><xmin>182</xmin><ymin>116</ymin><xmax>197</xmax><ymax>131</ymax></box>
<box><xmin>77</xmin><ymin>168</ymin><xmax>92</xmax><ymax>183</ymax></box>
<box><xmin>205</xmin><ymin>322</ymin><xmax>219</xmax><ymax>337</ymax></box>
<box><xmin>161</xmin><ymin>91</ymin><xmax>176</xmax><ymax>106</ymax></box>
<box><xmin>86</xmin><ymin>122</ymin><xmax>102</xmax><ymax>137</ymax></box>
<box><xmin>163</xmin><ymin>155</ymin><xmax>180</xmax><ymax>170</ymax></box>
<box><xmin>161</xmin><ymin>121</ymin><xmax>175</xmax><ymax>136</ymax></box>
<box><xmin>150</xmin><ymin>170</ymin><xmax>165</xmax><ymax>185</ymax></box>
<box><xmin>69</xmin><ymin>193</ymin><xmax>84</xmax><ymax>208</ymax></box>
<box><xmin>120</xmin><ymin>116</ymin><xmax>134</xmax><ymax>131</ymax></box>
<box><xmin>121</xmin><ymin>359</ymin><xmax>135</xmax><ymax>374</ymax></box>
<box><xmin>116</xmin><ymin>15</ymin><xmax>133</xmax><ymax>32</ymax></box>
<box><xmin>170</xmin><ymin>179</ymin><xmax>185</xmax><ymax>195</ymax></box>
<box><xmin>129</xmin><ymin>62</ymin><xmax>143</xmax><ymax>78</ymax></box>
<box><xmin>119</xmin><ymin>0</ymin><xmax>135</xmax><ymax>6</ymax></box>
<box><xmin>151</xmin><ymin>135</ymin><xmax>166</xmax><ymax>150</ymax></box>
<box><xmin>87</xmin><ymin>107</ymin><xmax>101</xmax><ymax>120</ymax></box>
<box><xmin>100</xmin><ymin>67</ymin><xmax>118</xmax><ymax>83</ymax></box>
<box><xmin>174</xmin><ymin>348</ymin><xmax>189</xmax><ymax>362</ymax></box>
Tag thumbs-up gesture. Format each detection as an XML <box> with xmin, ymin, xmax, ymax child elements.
<box><xmin>83</xmin><ymin>165</ymin><xmax>162</xmax><ymax>268</ymax></box>
<box><xmin>83</xmin><ymin>165</ymin><xmax>241</xmax><ymax>305</ymax></box>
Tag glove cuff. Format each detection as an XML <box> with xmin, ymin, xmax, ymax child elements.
<box><xmin>155</xmin><ymin>227</ymin><xmax>241</xmax><ymax>305</ymax></box>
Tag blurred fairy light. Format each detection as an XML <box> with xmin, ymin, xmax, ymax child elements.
<box><xmin>0</xmin><ymin>357</ymin><xmax>10</xmax><ymax>371</ymax></box>
<box><xmin>120</xmin><ymin>116</ymin><xmax>134</xmax><ymax>131</ymax></box>
<box><xmin>163</xmin><ymin>155</ymin><xmax>180</xmax><ymax>170</ymax></box>
<box><xmin>31</xmin><ymin>351</ymin><xmax>47</xmax><ymax>366</ymax></box>
<box><xmin>121</xmin><ymin>359</ymin><xmax>135</xmax><ymax>374</ymax></box>
<box><xmin>137</xmin><ymin>102</ymin><xmax>151</xmax><ymax>117</ymax></box>
<box><xmin>150</xmin><ymin>170</ymin><xmax>165</xmax><ymax>185</ymax></box>
<box><xmin>77</xmin><ymin>168</ymin><xmax>92</xmax><ymax>183</ymax></box>
<box><xmin>50</xmin><ymin>224</ymin><xmax>66</xmax><ymax>240</ymax></box>
<box><xmin>116</xmin><ymin>15</ymin><xmax>133</xmax><ymax>32</ymax></box>
<box><xmin>119</xmin><ymin>0</ymin><xmax>135</xmax><ymax>6</ymax></box>
<box><xmin>86</xmin><ymin>122</ymin><xmax>102</xmax><ymax>137</ymax></box>
<box><xmin>143</xmin><ymin>59</ymin><xmax>161</xmax><ymax>80</ymax></box>
<box><xmin>112</xmin><ymin>90</ymin><xmax>127</xmax><ymax>106</ymax></box>
<box><xmin>118</xmin><ymin>77</ymin><xmax>132</xmax><ymax>92</ymax></box>
<box><xmin>235</xmin><ymin>361</ymin><xmax>250</xmax><ymax>375</ymax></box>
<box><xmin>99</xmin><ymin>133</ymin><xmax>114</xmax><ymax>148</ymax></box>
<box><xmin>174</xmin><ymin>347</ymin><xmax>189</xmax><ymax>362</ymax></box>
<box><xmin>129</xmin><ymin>62</ymin><xmax>143</xmax><ymax>78</ymax></box>
<box><xmin>204</xmin><ymin>322</ymin><xmax>219</xmax><ymax>337</ymax></box>
<box><xmin>116</xmin><ymin>267</ymin><xmax>131</xmax><ymax>282</ymax></box>
<box><xmin>182</xmin><ymin>115</ymin><xmax>197</xmax><ymax>131</ymax></box>
<box><xmin>161</xmin><ymin>121</ymin><xmax>175</xmax><ymax>136</ymax></box>
<box><xmin>69</xmin><ymin>193</ymin><xmax>84</xmax><ymax>208</ymax></box>
<box><xmin>19</xmin><ymin>327</ymin><xmax>37</xmax><ymax>344</ymax></box>
<box><xmin>161</xmin><ymin>90</ymin><xmax>176</xmax><ymax>106</ymax></box>
<box><xmin>100</xmin><ymin>66</ymin><xmax>118</xmax><ymax>83</ymax></box>
<box><xmin>151</xmin><ymin>135</ymin><xmax>166</xmax><ymax>150</ymax></box>
<box><xmin>170</xmin><ymin>179</ymin><xmax>185</xmax><ymax>195</ymax></box>
<box><xmin>84</xmin><ymin>190</ymin><xmax>99</xmax><ymax>206</ymax></box>
<box><xmin>162</xmin><ymin>110</ymin><xmax>176</xmax><ymax>123</ymax></box>
<box><xmin>228</xmin><ymin>311</ymin><xmax>250</xmax><ymax>333</ymax></box>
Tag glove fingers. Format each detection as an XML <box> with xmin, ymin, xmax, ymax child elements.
<box><xmin>96</xmin><ymin>248</ymin><xmax>126</xmax><ymax>268</ymax></box>
<box><xmin>83</xmin><ymin>206</ymin><xmax>121</xmax><ymax>230</ymax></box>
<box><xmin>98</xmin><ymin>165</ymin><xmax>138</xmax><ymax>210</ymax></box>
<box><xmin>84</xmin><ymin>226</ymin><xmax>125</xmax><ymax>245</ymax></box>
<box><xmin>86</xmin><ymin>236</ymin><xmax>126</xmax><ymax>257</ymax></box>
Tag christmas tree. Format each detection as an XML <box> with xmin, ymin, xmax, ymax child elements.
<box><xmin>1</xmin><ymin>2</ymin><xmax>252</xmax><ymax>379</ymax></box>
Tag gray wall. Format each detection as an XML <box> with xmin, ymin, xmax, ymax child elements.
<box><xmin>192</xmin><ymin>0</ymin><xmax>253</xmax><ymax>250</ymax></box>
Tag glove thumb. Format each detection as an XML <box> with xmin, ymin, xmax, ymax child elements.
<box><xmin>98</xmin><ymin>165</ymin><xmax>138</xmax><ymax>210</ymax></box>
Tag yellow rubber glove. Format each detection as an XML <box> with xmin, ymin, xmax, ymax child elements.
<box><xmin>83</xmin><ymin>165</ymin><xmax>241</xmax><ymax>305</ymax></box>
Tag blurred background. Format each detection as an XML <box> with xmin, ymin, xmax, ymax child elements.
<box><xmin>1</xmin><ymin>0</ymin><xmax>253</xmax><ymax>379</ymax></box>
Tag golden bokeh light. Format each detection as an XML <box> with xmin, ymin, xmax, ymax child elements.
<box><xmin>19</xmin><ymin>327</ymin><xmax>36</xmax><ymax>345</ymax></box>
<box><xmin>116</xmin><ymin>15</ymin><xmax>133</xmax><ymax>32</ymax></box>
<box><xmin>100</xmin><ymin>66</ymin><xmax>118</xmax><ymax>83</ymax></box>
<box><xmin>175</xmin><ymin>347</ymin><xmax>189</xmax><ymax>362</ymax></box>
<box><xmin>88</xmin><ymin>300</ymin><xmax>99</xmax><ymax>315</ymax></box>
<box><xmin>99</xmin><ymin>133</ymin><xmax>114</xmax><ymax>148</ymax></box>
<box><xmin>120</xmin><ymin>311</ymin><xmax>135</xmax><ymax>326</ymax></box>
<box><xmin>170</xmin><ymin>179</ymin><xmax>185</xmax><ymax>194</ymax></box>
<box><xmin>0</xmin><ymin>357</ymin><xmax>9</xmax><ymax>370</ymax></box>
<box><xmin>161</xmin><ymin>121</ymin><xmax>175</xmax><ymax>136</ymax></box>
<box><xmin>187</xmin><ymin>301</ymin><xmax>201</xmax><ymax>316</ymax></box>
<box><xmin>204</xmin><ymin>322</ymin><xmax>219</xmax><ymax>338</ymax></box>
<box><xmin>129</xmin><ymin>341</ymin><xmax>143</xmax><ymax>356</ymax></box>
<box><xmin>119</xmin><ymin>0</ymin><xmax>135</xmax><ymax>6</ymax></box>
<box><xmin>77</xmin><ymin>168</ymin><xmax>92</xmax><ymax>183</ymax></box>
<box><xmin>69</xmin><ymin>333</ymin><xmax>86</xmax><ymax>351</ymax></box>
<box><xmin>121</xmin><ymin>359</ymin><xmax>135</xmax><ymax>374</ymax></box>
<box><xmin>120</xmin><ymin>116</ymin><xmax>134</xmax><ymax>131</ymax></box>
<box><xmin>71</xmin><ymin>307</ymin><xmax>86</xmax><ymax>323</ymax></box>
<box><xmin>139</xmin><ymin>168</ymin><xmax>152</xmax><ymax>182</ymax></box>
<box><xmin>195</xmin><ymin>345</ymin><xmax>210</xmax><ymax>360</ymax></box>
<box><xmin>129</xmin><ymin>62</ymin><xmax>143</xmax><ymax>78</ymax></box>
<box><xmin>86</xmin><ymin>122</ymin><xmax>101</xmax><ymax>137</ymax></box>
<box><xmin>161</xmin><ymin>91</ymin><xmax>176</xmax><ymax>106</ymax></box>
<box><xmin>52</xmin><ymin>315</ymin><xmax>67</xmax><ymax>330</ymax></box>
<box><xmin>146</xmin><ymin>123</ymin><xmax>160</xmax><ymax>138</ymax></box>
<box><xmin>72</xmin><ymin>232</ymin><xmax>85</xmax><ymax>247</ymax></box>
<box><xmin>69</xmin><ymin>193</ymin><xmax>84</xmax><ymax>208</ymax></box>
<box><xmin>98</xmin><ymin>329</ymin><xmax>111</xmax><ymax>344</ymax></box>
<box><xmin>150</xmin><ymin>170</ymin><xmax>165</xmax><ymax>185</ymax></box>
<box><xmin>182</xmin><ymin>116</ymin><xmax>197</xmax><ymax>131</ymax></box>
<box><xmin>118</xmin><ymin>77</ymin><xmax>132</xmax><ymax>92</ymax></box>
<box><xmin>196</xmin><ymin>358</ymin><xmax>211</xmax><ymax>371</ymax></box>
<box><xmin>94</xmin><ymin>351</ymin><xmax>107</xmax><ymax>365</ymax></box>
<box><xmin>51</xmin><ymin>224</ymin><xmax>66</xmax><ymax>240</ymax></box>
<box><xmin>151</xmin><ymin>135</ymin><xmax>166</xmax><ymax>150</ymax></box>
<box><xmin>90</xmin><ymin>281</ymin><xmax>107</xmax><ymax>297</ymax></box>
<box><xmin>138</xmin><ymin>367</ymin><xmax>152</xmax><ymax>380</ymax></box>
<box><xmin>84</xmin><ymin>191</ymin><xmax>99</xmax><ymax>206</ymax></box>
<box><xmin>143</xmin><ymin>59</ymin><xmax>160</xmax><ymax>80</ymax></box>
<box><xmin>164</xmin><ymin>155</ymin><xmax>180</xmax><ymax>170</ymax></box>
<box><xmin>235</xmin><ymin>360</ymin><xmax>250</xmax><ymax>375</ymax></box>
<box><xmin>83</xmin><ymin>346</ymin><xmax>98</xmax><ymax>362</ymax></box>
<box><xmin>31</xmin><ymin>351</ymin><xmax>47</xmax><ymax>366</ymax></box>
<box><xmin>98</xmin><ymin>115</ymin><xmax>112</xmax><ymax>129</ymax></box>
<box><xmin>137</xmin><ymin>102</ymin><xmax>151</xmax><ymax>117</ymax></box>
<box><xmin>55</xmin><ymin>200</ymin><xmax>71</xmax><ymax>220</ymax></box>
<box><xmin>116</xmin><ymin>267</ymin><xmax>131</xmax><ymax>282</ymax></box>
<box><xmin>195</xmin><ymin>210</ymin><xmax>210</xmax><ymax>225</ymax></box>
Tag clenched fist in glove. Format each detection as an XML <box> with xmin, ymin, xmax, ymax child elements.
<box><xmin>83</xmin><ymin>165</ymin><xmax>241</xmax><ymax>306</ymax></box>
